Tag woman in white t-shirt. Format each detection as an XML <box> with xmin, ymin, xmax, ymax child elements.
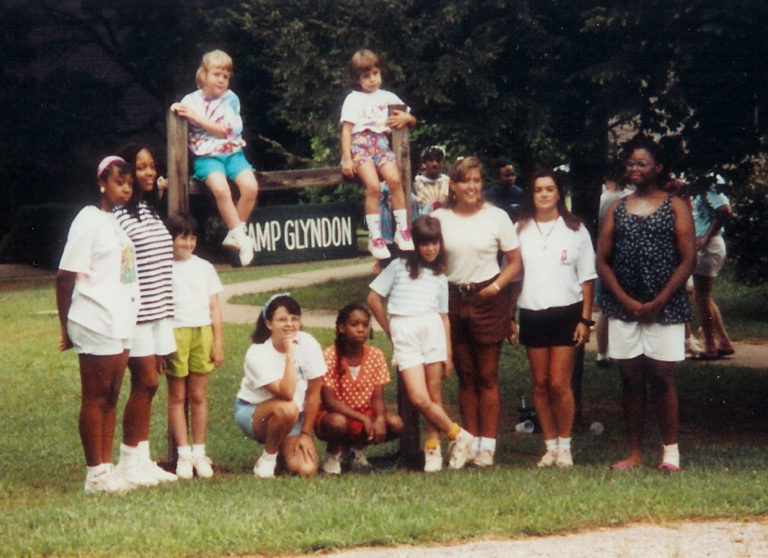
<box><xmin>234</xmin><ymin>295</ymin><xmax>326</xmax><ymax>478</ymax></box>
<box><xmin>432</xmin><ymin>157</ymin><xmax>522</xmax><ymax>467</ymax></box>
<box><xmin>56</xmin><ymin>156</ymin><xmax>139</xmax><ymax>494</ymax></box>
<box><xmin>516</xmin><ymin>170</ymin><xmax>596</xmax><ymax>469</ymax></box>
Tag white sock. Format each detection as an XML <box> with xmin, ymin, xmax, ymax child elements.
<box><xmin>393</xmin><ymin>209</ymin><xmax>408</xmax><ymax>231</ymax></box>
<box><xmin>662</xmin><ymin>443</ymin><xmax>680</xmax><ymax>467</ymax></box>
<box><xmin>479</xmin><ymin>437</ymin><xmax>496</xmax><ymax>454</ymax></box>
<box><xmin>177</xmin><ymin>445</ymin><xmax>192</xmax><ymax>459</ymax></box>
<box><xmin>558</xmin><ymin>437</ymin><xmax>571</xmax><ymax>451</ymax></box>
<box><xmin>137</xmin><ymin>440</ymin><xmax>151</xmax><ymax>460</ymax></box>
<box><xmin>86</xmin><ymin>464</ymin><xmax>106</xmax><ymax>478</ymax></box>
<box><xmin>260</xmin><ymin>450</ymin><xmax>277</xmax><ymax>463</ymax></box>
<box><xmin>545</xmin><ymin>439</ymin><xmax>558</xmax><ymax>452</ymax></box>
<box><xmin>192</xmin><ymin>444</ymin><xmax>206</xmax><ymax>458</ymax></box>
<box><xmin>365</xmin><ymin>214</ymin><xmax>383</xmax><ymax>239</ymax></box>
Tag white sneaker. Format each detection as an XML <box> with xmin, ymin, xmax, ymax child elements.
<box><xmin>254</xmin><ymin>453</ymin><xmax>277</xmax><ymax>479</ymax></box>
<box><xmin>116</xmin><ymin>457</ymin><xmax>159</xmax><ymax>486</ymax></box>
<box><xmin>393</xmin><ymin>228</ymin><xmax>415</xmax><ymax>251</ymax></box>
<box><xmin>222</xmin><ymin>228</ymin><xmax>239</xmax><ymax>249</ymax></box>
<box><xmin>424</xmin><ymin>446</ymin><xmax>443</xmax><ymax>473</ymax></box>
<box><xmin>176</xmin><ymin>455</ymin><xmax>194</xmax><ymax>480</ymax></box>
<box><xmin>84</xmin><ymin>467</ymin><xmax>135</xmax><ymax>494</ymax></box>
<box><xmin>321</xmin><ymin>451</ymin><xmax>342</xmax><ymax>475</ymax></box>
<box><xmin>556</xmin><ymin>448</ymin><xmax>573</xmax><ymax>468</ymax></box>
<box><xmin>448</xmin><ymin>428</ymin><xmax>474</xmax><ymax>469</ymax></box>
<box><xmin>143</xmin><ymin>459</ymin><xmax>178</xmax><ymax>482</ymax></box>
<box><xmin>367</xmin><ymin>237</ymin><xmax>391</xmax><ymax>259</ymax></box>
<box><xmin>537</xmin><ymin>449</ymin><xmax>558</xmax><ymax>468</ymax></box>
<box><xmin>473</xmin><ymin>449</ymin><xmax>494</xmax><ymax>468</ymax></box>
<box><xmin>350</xmin><ymin>448</ymin><xmax>372</xmax><ymax>471</ymax></box>
<box><xmin>238</xmin><ymin>241</ymin><xmax>254</xmax><ymax>267</ymax></box>
<box><xmin>192</xmin><ymin>455</ymin><xmax>214</xmax><ymax>478</ymax></box>
<box><xmin>685</xmin><ymin>336</ymin><xmax>704</xmax><ymax>356</ymax></box>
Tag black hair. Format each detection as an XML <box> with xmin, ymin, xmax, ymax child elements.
<box><xmin>116</xmin><ymin>144</ymin><xmax>165</xmax><ymax>219</ymax></box>
<box><xmin>517</xmin><ymin>169</ymin><xmax>582</xmax><ymax>233</ymax></box>
<box><xmin>420</xmin><ymin>145</ymin><xmax>446</xmax><ymax>163</ymax></box>
<box><xmin>97</xmin><ymin>159</ymin><xmax>131</xmax><ymax>182</ymax></box>
<box><xmin>165</xmin><ymin>212</ymin><xmax>199</xmax><ymax>239</ymax></box>
<box><xmin>405</xmin><ymin>215</ymin><xmax>446</xmax><ymax>279</ymax></box>
<box><xmin>251</xmin><ymin>295</ymin><xmax>302</xmax><ymax>344</ymax></box>
<box><xmin>333</xmin><ymin>303</ymin><xmax>371</xmax><ymax>379</ymax></box>
<box><xmin>603</xmin><ymin>159</ymin><xmax>626</xmax><ymax>187</ymax></box>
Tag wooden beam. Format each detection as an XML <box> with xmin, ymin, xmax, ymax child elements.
<box><xmin>167</xmin><ymin>111</ymin><xmax>189</xmax><ymax>215</ymax></box>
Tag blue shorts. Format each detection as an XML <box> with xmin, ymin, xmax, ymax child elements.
<box><xmin>193</xmin><ymin>150</ymin><xmax>253</xmax><ymax>182</ymax></box>
<box><xmin>234</xmin><ymin>398</ymin><xmax>303</xmax><ymax>440</ymax></box>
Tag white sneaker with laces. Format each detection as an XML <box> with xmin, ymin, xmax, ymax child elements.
<box><xmin>393</xmin><ymin>228</ymin><xmax>415</xmax><ymax>251</ymax></box>
<box><xmin>254</xmin><ymin>453</ymin><xmax>277</xmax><ymax>479</ymax></box>
<box><xmin>321</xmin><ymin>451</ymin><xmax>342</xmax><ymax>475</ymax></box>
<box><xmin>192</xmin><ymin>455</ymin><xmax>214</xmax><ymax>478</ymax></box>
<box><xmin>537</xmin><ymin>449</ymin><xmax>558</xmax><ymax>468</ymax></box>
<box><xmin>556</xmin><ymin>447</ymin><xmax>573</xmax><ymax>468</ymax></box>
<box><xmin>367</xmin><ymin>237</ymin><xmax>391</xmax><ymax>259</ymax></box>
<box><xmin>176</xmin><ymin>455</ymin><xmax>194</xmax><ymax>480</ymax></box>
<box><xmin>423</xmin><ymin>446</ymin><xmax>443</xmax><ymax>473</ymax></box>
<box><xmin>116</xmin><ymin>456</ymin><xmax>159</xmax><ymax>487</ymax></box>
<box><xmin>473</xmin><ymin>448</ymin><xmax>494</xmax><ymax>468</ymax></box>
<box><xmin>448</xmin><ymin>428</ymin><xmax>474</xmax><ymax>469</ymax></box>
<box><xmin>144</xmin><ymin>459</ymin><xmax>178</xmax><ymax>482</ymax></box>
<box><xmin>84</xmin><ymin>466</ymin><xmax>135</xmax><ymax>494</ymax></box>
<box><xmin>221</xmin><ymin>228</ymin><xmax>239</xmax><ymax>249</ymax></box>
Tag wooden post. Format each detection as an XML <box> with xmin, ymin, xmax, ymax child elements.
<box><xmin>389</xmin><ymin>104</ymin><xmax>421</xmax><ymax>468</ymax></box>
<box><xmin>167</xmin><ymin>110</ymin><xmax>189</xmax><ymax>215</ymax></box>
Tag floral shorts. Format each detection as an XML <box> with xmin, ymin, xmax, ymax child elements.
<box><xmin>351</xmin><ymin>130</ymin><xmax>396</xmax><ymax>168</ymax></box>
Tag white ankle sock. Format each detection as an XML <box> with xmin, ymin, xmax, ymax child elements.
<box><xmin>558</xmin><ymin>437</ymin><xmax>571</xmax><ymax>451</ymax></box>
<box><xmin>545</xmin><ymin>439</ymin><xmax>558</xmax><ymax>452</ymax></box>
<box><xmin>192</xmin><ymin>444</ymin><xmax>206</xmax><ymax>458</ymax></box>
<box><xmin>662</xmin><ymin>443</ymin><xmax>680</xmax><ymax>467</ymax></box>
<box><xmin>479</xmin><ymin>437</ymin><xmax>496</xmax><ymax>453</ymax></box>
<box><xmin>393</xmin><ymin>209</ymin><xmax>408</xmax><ymax>231</ymax></box>
<box><xmin>177</xmin><ymin>445</ymin><xmax>192</xmax><ymax>459</ymax></box>
<box><xmin>365</xmin><ymin>214</ymin><xmax>382</xmax><ymax>239</ymax></box>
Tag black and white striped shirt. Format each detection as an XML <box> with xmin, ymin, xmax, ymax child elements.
<box><xmin>114</xmin><ymin>202</ymin><xmax>174</xmax><ymax>324</ymax></box>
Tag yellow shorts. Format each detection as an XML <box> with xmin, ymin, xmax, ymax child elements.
<box><xmin>167</xmin><ymin>326</ymin><xmax>215</xmax><ymax>377</ymax></box>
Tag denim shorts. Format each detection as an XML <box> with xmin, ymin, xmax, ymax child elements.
<box><xmin>234</xmin><ymin>398</ymin><xmax>303</xmax><ymax>440</ymax></box>
<box><xmin>193</xmin><ymin>150</ymin><xmax>253</xmax><ymax>182</ymax></box>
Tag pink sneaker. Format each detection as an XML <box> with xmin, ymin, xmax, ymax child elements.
<box><xmin>394</xmin><ymin>228</ymin><xmax>414</xmax><ymax>251</ymax></box>
<box><xmin>368</xmin><ymin>237</ymin><xmax>391</xmax><ymax>259</ymax></box>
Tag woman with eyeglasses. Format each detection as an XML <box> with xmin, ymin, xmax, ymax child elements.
<box><xmin>596</xmin><ymin>136</ymin><xmax>695</xmax><ymax>472</ymax></box>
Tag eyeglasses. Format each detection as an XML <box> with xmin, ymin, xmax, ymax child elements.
<box><xmin>624</xmin><ymin>160</ymin><xmax>652</xmax><ymax>169</ymax></box>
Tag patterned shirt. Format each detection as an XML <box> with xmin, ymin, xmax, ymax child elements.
<box><xmin>369</xmin><ymin>258</ymin><xmax>449</xmax><ymax>316</ymax></box>
<box><xmin>114</xmin><ymin>202</ymin><xmax>174</xmax><ymax>324</ymax></box>
<box><xmin>322</xmin><ymin>345</ymin><xmax>391</xmax><ymax>412</ymax></box>
<box><xmin>601</xmin><ymin>196</ymin><xmax>693</xmax><ymax>324</ymax></box>
<box><xmin>179</xmin><ymin>89</ymin><xmax>246</xmax><ymax>156</ymax></box>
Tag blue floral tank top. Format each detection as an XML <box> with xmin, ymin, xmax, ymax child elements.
<box><xmin>602</xmin><ymin>196</ymin><xmax>693</xmax><ymax>324</ymax></box>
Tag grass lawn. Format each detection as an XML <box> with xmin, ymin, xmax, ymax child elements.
<box><xmin>2</xmin><ymin>266</ymin><xmax>768</xmax><ymax>556</ymax></box>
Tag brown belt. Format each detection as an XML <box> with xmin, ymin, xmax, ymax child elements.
<box><xmin>448</xmin><ymin>276</ymin><xmax>496</xmax><ymax>295</ymax></box>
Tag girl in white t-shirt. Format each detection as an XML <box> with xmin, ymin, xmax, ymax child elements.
<box><xmin>340</xmin><ymin>49</ymin><xmax>417</xmax><ymax>260</ymax></box>
<box><xmin>367</xmin><ymin>216</ymin><xmax>474</xmax><ymax>472</ymax></box>
<box><xmin>56</xmin><ymin>156</ymin><xmax>139</xmax><ymax>494</ymax></box>
<box><xmin>234</xmin><ymin>295</ymin><xmax>326</xmax><ymax>478</ymax></box>
<box><xmin>516</xmin><ymin>170</ymin><xmax>596</xmax><ymax>469</ymax></box>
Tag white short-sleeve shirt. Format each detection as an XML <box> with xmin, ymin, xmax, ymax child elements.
<box><xmin>340</xmin><ymin>89</ymin><xmax>407</xmax><ymax>135</ymax></box>
<box><xmin>432</xmin><ymin>205</ymin><xmax>519</xmax><ymax>284</ymax></box>
<box><xmin>369</xmin><ymin>258</ymin><xmax>448</xmax><ymax>316</ymax></box>
<box><xmin>237</xmin><ymin>331</ymin><xmax>327</xmax><ymax>410</ymax></box>
<box><xmin>517</xmin><ymin>217</ymin><xmax>597</xmax><ymax>311</ymax></box>
<box><xmin>171</xmin><ymin>255</ymin><xmax>223</xmax><ymax>328</ymax></box>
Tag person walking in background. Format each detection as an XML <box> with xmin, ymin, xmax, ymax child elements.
<box><xmin>315</xmin><ymin>304</ymin><xmax>403</xmax><ymax>475</ymax></box>
<box><xmin>433</xmin><ymin>157</ymin><xmax>522</xmax><ymax>467</ymax></box>
<box><xmin>165</xmin><ymin>213</ymin><xmax>224</xmax><ymax>479</ymax></box>
<box><xmin>56</xmin><ymin>156</ymin><xmax>138</xmax><ymax>493</ymax></box>
<box><xmin>597</xmin><ymin>137</ymin><xmax>695</xmax><ymax>472</ymax></box>
<box><xmin>516</xmin><ymin>170</ymin><xmax>596</xmax><ymax>468</ymax></box>
<box><xmin>692</xmin><ymin>173</ymin><xmax>735</xmax><ymax>360</ymax></box>
<box><xmin>171</xmin><ymin>49</ymin><xmax>259</xmax><ymax>267</ymax></box>
<box><xmin>340</xmin><ymin>49</ymin><xmax>416</xmax><ymax>259</ymax></box>
<box><xmin>113</xmin><ymin>145</ymin><xmax>179</xmax><ymax>486</ymax></box>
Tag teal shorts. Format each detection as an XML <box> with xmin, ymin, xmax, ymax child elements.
<box><xmin>167</xmin><ymin>326</ymin><xmax>215</xmax><ymax>377</ymax></box>
<box><xmin>193</xmin><ymin>150</ymin><xmax>253</xmax><ymax>182</ymax></box>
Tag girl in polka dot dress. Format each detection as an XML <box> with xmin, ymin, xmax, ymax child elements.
<box><xmin>367</xmin><ymin>216</ymin><xmax>475</xmax><ymax>472</ymax></box>
<box><xmin>315</xmin><ymin>304</ymin><xmax>404</xmax><ymax>475</ymax></box>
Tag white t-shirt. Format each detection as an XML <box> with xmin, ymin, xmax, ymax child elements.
<box><xmin>237</xmin><ymin>331</ymin><xmax>327</xmax><ymax>410</ymax></box>
<box><xmin>171</xmin><ymin>255</ymin><xmax>223</xmax><ymax>328</ymax></box>
<box><xmin>58</xmin><ymin>206</ymin><xmax>139</xmax><ymax>339</ymax></box>
<box><xmin>340</xmin><ymin>89</ymin><xmax>407</xmax><ymax>135</ymax></box>
<box><xmin>369</xmin><ymin>258</ymin><xmax>448</xmax><ymax>316</ymax></box>
<box><xmin>432</xmin><ymin>205</ymin><xmax>519</xmax><ymax>284</ymax></box>
<box><xmin>517</xmin><ymin>217</ymin><xmax>597</xmax><ymax>311</ymax></box>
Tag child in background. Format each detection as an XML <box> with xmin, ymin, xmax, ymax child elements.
<box><xmin>165</xmin><ymin>213</ymin><xmax>224</xmax><ymax>479</ymax></box>
<box><xmin>315</xmin><ymin>304</ymin><xmax>403</xmax><ymax>475</ymax></box>
<box><xmin>367</xmin><ymin>216</ymin><xmax>474</xmax><ymax>472</ymax></box>
<box><xmin>340</xmin><ymin>49</ymin><xmax>416</xmax><ymax>260</ymax></box>
<box><xmin>171</xmin><ymin>49</ymin><xmax>259</xmax><ymax>267</ymax></box>
<box><xmin>413</xmin><ymin>146</ymin><xmax>450</xmax><ymax>216</ymax></box>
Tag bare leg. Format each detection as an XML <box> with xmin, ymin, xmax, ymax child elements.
<box><xmin>646</xmin><ymin>358</ymin><xmax>678</xmax><ymax>446</ymax></box>
<box><xmin>400</xmin><ymin>364</ymin><xmax>455</xmax><ymax>434</ymax></box>
<box><xmin>188</xmin><ymin>372</ymin><xmax>209</xmax><ymax>445</ymax></box>
<box><xmin>122</xmin><ymin>355</ymin><xmax>159</xmax><ymax>445</ymax></box>
<box><xmin>474</xmin><ymin>342</ymin><xmax>502</xmax><ymax>439</ymax></box>
<box><xmin>424</xmin><ymin>361</ymin><xmax>446</xmax><ymax>442</ymax></box>
<box><xmin>451</xmin><ymin>342</ymin><xmax>479</xmax><ymax>435</ymax></box>
<box><xmin>615</xmin><ymin>356</ymin><xmax>646</xmax><ymax>466</ymax></box>
<box><xmin>233</xmin><ymin>169</ymin><xmax>259</xmax><ymax>223</ymax></box>
<box><xmin>528</xmin><ymin>347</ymin><xmax>556</xmax><ymax>440</ymax></box>
<box><xmin>356</xmin><ymin>161</ymin><xmax>384</xmax><ymax>216</ymax></box>
<box><xmin>251</xmin><ymin>399</ymin><xmax>299</xmax><ymax>454</ymax></box>
<box><xmin>205</xmin><ymin>172</ymin><xmax>240</xmax><ymax>230</ymax></box>
<box><xmin>167</xmin><ymin>375</ymin><xmax>190</xmax><ymax>447</ymax></box>
<box><xmin>379</xmin><ymin>161</ymin><xmax>406</xmax><ymax>211</ymax></box>
<box><xmin>549</xmin><ymin>345</ymin><xmax>576</xmax><ymax>439</ymax></box>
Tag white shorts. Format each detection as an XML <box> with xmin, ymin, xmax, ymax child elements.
<box><xmin>390</xmin><ymin>313</ymin><xmax>447</xmax><ymax>370</ymax></box>
<box><xmin>67</xmin><ymin>321</ymin><xmax>131</xmax><ymax>356</ymax></box>
<box><xmin>129</xmin><ymin>318</ymin><xmax>177</xmax><ymax>357</ymax></box>
<box><xmin>608</xmin><ymin>319</ymin><xmax>685</xmax><ymax>362</ymax></box>
<box><xmin>694</xmin><ymin>235</ymin><xmax>726</xmax><ymax>277</ymax></box>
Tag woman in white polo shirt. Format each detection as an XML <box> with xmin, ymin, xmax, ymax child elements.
<box><xmin>516</xmin><ymin>169</ymin><xmax>596</xmax><ymax>469</ymax></box>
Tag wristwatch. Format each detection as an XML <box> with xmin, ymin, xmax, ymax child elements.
<box><xmin>580</xmin><ymin>317</ymin><xmax>596</xmax><ymax>327</ymax></box>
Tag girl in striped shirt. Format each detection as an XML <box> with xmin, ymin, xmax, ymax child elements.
<box><xmin>367</xmin><ymin>216</ymin><xmax>474</xmax><ymax>472</ymax></box>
